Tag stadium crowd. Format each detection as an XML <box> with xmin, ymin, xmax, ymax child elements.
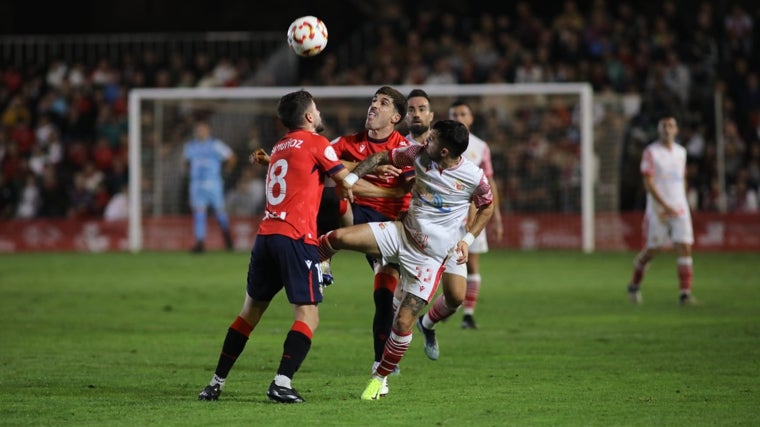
<box><xmin>1</xmin><ymin>0</ymin><xmax>759</xmax><ymax>220</ymax></box>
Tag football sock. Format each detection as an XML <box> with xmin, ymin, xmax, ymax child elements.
<box><xmin>372</xmin><ymin>281</ymin><xmax>395</xmax><ymax>362</ymax></box>
<box><xmin>630</xmin><ymin>254</ymin><xmax>651</xmax><ymax>286</ymax></box>
<box><xmin>317</xmin><ymin>231</ymin><xmax>338</xmax><ymax>261</ymax></box>
<box><xmin>193</xmin><ymin>209</ymin><xmax>207</xmax><ymax>241</ymax></box>
<box><xmin>375</xmin><ymin>328</ymin><xmax>412</xmax><ymax>377</ymax></box>
<box><xmin>214</xmin><ymin>316</ymin><xmax>253</xmax><ymax>380</ymax></box>
<box><xmin>425</xmin><ymin>294</ymin><xmax>459</xmax><ymax>327</ymax></box>
<box><xmin>463</xmin><ymin>273</ymin><xmax>481</xmax><ymax>315</ymax></box>
<box><xmin>677</xmin><ymin>256</ymin><xmax>693</xmax><ymax>291</ymax></box>
<box><xmin>277</xmin><ymin>321</ymin><xmax>313</xmax><ymax>379</ymax></box>
<box><xmin>273</xmin><ymin>374</ymin><xmax>291</xmax><ymax>389</ymax></box>
<box><xmin>215</xmin><ymin>211</ymin><xmax>230</xmax><ymax>230</ymax></box>
<box><xmin>210</xmin><ymin>374</ymin><xmax>225</xmax><ymax>388</ymax></box>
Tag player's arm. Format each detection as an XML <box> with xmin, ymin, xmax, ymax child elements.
<box><xmin>250</xmin><ymin>148</ymin><xmax>270</xmax><ymax>165</ymax></box>
<box><xmin>224</xmin><ymin>152</ymin><xmax>238</xmax><ymax>173</ymax></box>
<box><xmin>351</xmin><ymin>180</ymin><xmax>407</xmax><ymax>198</ymax></box>
<box><xmin>454</xmin><ymin>177</ymin><xmax>495</xmax><ymax>264</ymax></box>
<box><xmin>486</xmin><ymin>176</ymin><xmax>503</xmax><ymax>240</ymax></box>
<box><xmin>339</xmin><ymin>150</ymin><xmax>391</xmax><ymax>201</ymax></box>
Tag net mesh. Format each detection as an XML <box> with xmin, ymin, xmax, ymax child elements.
<box><xmin>132</xmin><ymin>85</ymin><xmax>625</xmax><ymax>250</ymax></box>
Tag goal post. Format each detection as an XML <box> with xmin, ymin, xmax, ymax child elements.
<box><xmin>128</xmin><ymin>83</ymin><xmax>595</xmax><ymax>253</ymax></box>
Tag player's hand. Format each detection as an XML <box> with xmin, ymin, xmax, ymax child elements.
<box><xmin>374</xmin><ymin>164</ymin><xmax>402</xmax><ymax>180</ymax></box>
<box><xmin>344</xmin><ymin>187</ymin><xmax>355</xmax><ymax>203</ymax></box>
<box><xmin>250</xmin><ymin>148</ymin><xmax>270</xmax><ymax>165</ymax></box>
<box><xmin>493</xmin><ymin>221</ymin><xmax>504</xmax><ymax>242</ymax></box>
<box><xmin>452</xmin><ymin>241</ymin><xmax>469</xmax><ymax>264</ymax></box>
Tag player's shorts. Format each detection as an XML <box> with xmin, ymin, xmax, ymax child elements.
<box><xmin>643</xmin><ymin>211</ymin><xmax>694</xmax><ymax>248</ymax></box>
<box><xmin>190</xmin><ymin>181</ymin><xmax>225</xmax><ymax>212</ymax></box>
<box><xmin>246</xmin><ymin>234</ymin><xmax>323</xmax><ymax>304</ymax></box>
<box><xmin>459</xmin><ymin>224</ymin><xmax>488</xmax><ymax>254</ymax></box>
<box><xmin>369</xmin><ymin>221</ymin><xmax>453</xmax><ymax>302</ymax></box>
<box><xmin>352</xmin><ymin>203</ymin><xmax>396</xmax><ymax>270</ymax></box>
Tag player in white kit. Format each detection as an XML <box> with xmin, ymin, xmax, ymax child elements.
<box><xmin>316</xmin><ymin>119</ymin><xmax>495</xmax><ymax>400</ymax></box>
<box><xmin>627</xmin><ymin>115</ymin><xmax>696</xmax><ymax>305</ymax></box>
<box><xmin>448</xmin><ymin>100</ymin><xmax>503</xmax><ymax>329</ymax></box>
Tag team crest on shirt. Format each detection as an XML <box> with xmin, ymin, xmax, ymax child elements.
<box><xmin>453</xmin><ymin>180</ymin><xmax>464</xmax><ymax>190</ymax></box>
<box><xmin>359</xmin><ymin>144</ymin><xmax>367</xmax><ymax>153</ymax></box>
<box><xmin>324</xmin><ymin>146</ymin><xmax>338</xmax><ymax>161</ymax></box>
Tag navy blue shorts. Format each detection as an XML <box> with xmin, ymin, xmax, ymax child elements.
<box><xmin>246</xmin><ymin>234</ymin><xmax>323</xmax><ymax>304</ymax></box>
<box><xmin>351</xmin><ymin>203</ymin><xmax>399</xmax><ymax>271</ymax></box>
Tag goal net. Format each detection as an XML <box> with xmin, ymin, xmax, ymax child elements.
<box><xmin>128</xmin><ymin>83</ymin><xmax>621</xmax><ymax>253</ymax></box>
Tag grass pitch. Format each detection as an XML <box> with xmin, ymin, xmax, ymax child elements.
<box><xmin>1</xmin><ymin>249</ymin><xmax>758</xmax><ymax>426</ymax></box>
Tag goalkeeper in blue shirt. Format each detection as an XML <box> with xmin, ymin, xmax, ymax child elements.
<box><xmin>183</xmin><ymin>119</ymin><xmax>237</xmax><ymax>253</ymax></box>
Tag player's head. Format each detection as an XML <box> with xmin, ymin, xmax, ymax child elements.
<box><xmin>406</xmin><ymin>89</ymin><xmax>434</xmax><ymax>138</ymax></box>
<box><xmin>426</xmin><ymin>119</ymin><xmax>469</xmax><ymax>161</ymax></box>
<box><xmin>448</xmin><ymin>99</ymin><xmax>474</xmax><ymax>130</ymax></box>
<box><xmin>657</xmin><ymin>114</ymin><xmax>678</xmax><ymax>143</ymax></box>
<box><xmin>367</xmin><ymin>86</ymin><xmax>407</xmax><ymax>130</ymax></box>
<box><xmin>194</xmin><ymin>120</ymin><xmax>211</xmax><ymax>140</ymax></box>
<box><xmin>278</xmin><ymin>90</ymin><xmax>324</xmax><ymax>133</ymax></box>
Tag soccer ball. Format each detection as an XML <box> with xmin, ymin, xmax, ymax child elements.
<box><xmin>287</xmin><ymin>16</ymin><xmax>328</xmax><ymax>57</ymax></box>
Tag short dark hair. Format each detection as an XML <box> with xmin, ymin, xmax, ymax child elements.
<box><xmin>375</xmin><ymin>86</ymin><xmax>407</xmax><ymax>123</ymax></box>
<box><xmin>407</xmin><ymin>88</ymin><xmax>431</xmax><ymax>103</ymax></box>
<box><xmin>277</xmin><ymin>90</ymin><xmax>314</xmax><ymax>129</ymax></box>
<box><xmin>432</xmin><ymin>119</ymin><xmax>469</xmax><ymax>157</ymax></box>
<box><xmin>449</xmin><ymin>98</ymin><xmax>471</xmax><ymax>111</ymax></box>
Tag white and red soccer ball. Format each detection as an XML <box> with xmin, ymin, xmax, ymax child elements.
<box><xmin>287</xmin><ymin>16</ymin><xmax>328</xmax><ymax>57</ymax></box>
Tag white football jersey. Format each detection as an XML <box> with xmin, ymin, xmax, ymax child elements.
<box><xmin>390</xmin><ymin>144</ymin><xmax>493</xmax><ymax>259</ymax></box>
<box><xmin>462</xmin><ymin>133</ymin><xmax>494</xmax><ymax>178</ymax></box>
<box><xmin>640</xmin><ymin>140</ymin><xmax>690</xmax><ymax>217</ymax></box>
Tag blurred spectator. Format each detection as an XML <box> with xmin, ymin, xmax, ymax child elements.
<box><xmin>728</xmin><ymin>169</ymin><xmax>758</xmax><ymax>212</ymax></box>
<box><xmin>38</xmin><ymin>165</ymin><xmax>68</xmax><ymax>217</ymax></box>
<box><xmin>15</xmin><ymin>172</ymin><xmax>41</xmax><ymax>218</ymax></box>
<box><xmin>104</xmin><ymin>184</ymin><xmax>129</xmax><ymax>221</ymax></box>
<box><xmin>0</xmin><ymin>1</ymin><xmax>759</xmax><ymax>221</ymax></box>
<box><xmin>0</xmin><ymin>173</ymin><xmax>18</xmax><ymax>219</ymax></box>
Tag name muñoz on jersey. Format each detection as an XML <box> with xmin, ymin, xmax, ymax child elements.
<box><xmin>258</xmin><ymin>130</ymin><xmax>345</xmax><ymax>245</ymax></box>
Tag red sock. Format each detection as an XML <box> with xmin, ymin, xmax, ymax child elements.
<box><xmin>631</xmin><ymin>255</ymin><xmax>650</xmax><ymax>286</ymax></box>
<box><xmin>375</xmin><ymin>328</ymin><xmax>412</xmax><ymax>377</ymax></box>
<box><xmin>231</xmin><ymin>315</ymin><xmax>253</xmax><ymax>336</ymax></box>
<box><xmin>373</xmin><ymin>271</ymin><xmax>398</xmax><ymax>293</ymax></box>
<box><xmin>317</xmin><ymin>231</ymin><xmax>338</xmax><ymax>261</ymax></box>
<box><xmin>463</xmin><ymin>273</ymin><xmax>481</xmax><ymax>314</ymax></box>
<box><xmin>677</xmin><ymin>257</ymin><xmax>693</xmax><ymax>291</ymax></box>
<box><xmin>427</xmin><ymin>293</ymin><xmax>458</xmax><ymax>324</ymax></box>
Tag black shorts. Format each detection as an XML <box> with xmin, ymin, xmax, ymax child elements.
<box><xmin>247</xmin><ymin>234</ymin><xmax>323</xmax><ymax>304</ymax></box>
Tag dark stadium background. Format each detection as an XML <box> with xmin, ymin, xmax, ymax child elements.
<box><xmin>6</xmin><ymin>0</ymin><xmax>751</xmax><ymax>35</ymax></box>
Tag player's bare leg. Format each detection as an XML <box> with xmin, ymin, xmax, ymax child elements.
<box><xmin>417</xmin><ymin>273</ymin><xmax>465</xmax><ymax>360</ymax></box>
<box><xmin>199</xmin><ymin>294</ymin><xmax>268</xmax><ymax>400</ymax></box>
<box><xmin>627</xmin><ymin>248</ymin><xmax>656</xmax><ymax>304</ymax></box>
<box><xmin>462</xmin><ymin>253</ymin><xmax>481</xmax><ymax>329</ymax></box>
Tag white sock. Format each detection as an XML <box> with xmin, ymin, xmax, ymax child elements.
<box><xmin>274</xmin><ymin>374</ymin><xmax>291</xmax><ymax>388</ymax></box>
<box><xmin>210</xmin><ymin>374</ymin><xmax>225</xmax><ymax>388</ymax></box>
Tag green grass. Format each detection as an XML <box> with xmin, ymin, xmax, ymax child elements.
<box><xmin>1</xmin><ymin>249</ymin><xmax>758</xmax><ymax>426</ymax></box>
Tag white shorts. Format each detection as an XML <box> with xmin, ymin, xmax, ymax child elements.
<box><xmin>643</xmin><ymin>211</ymin><xmax>694</xmax><ymax>248</ymax></box>
<box><xmin>369</xmin><ymin>221</ymin><xmax>456</xmax><ymax>302</ymax></box>
<box><xmin>458</xmin><ymin>223</ymin><xmax>488</xmax><ymax>254</ymax></box>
